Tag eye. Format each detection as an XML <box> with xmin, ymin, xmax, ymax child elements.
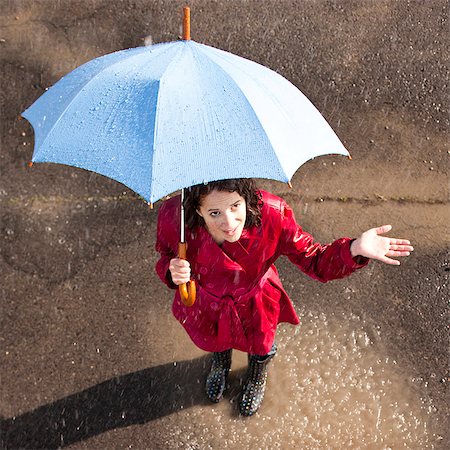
<box><xmin>231</xmin><ymin>202</ymin><xmax>241</xmax><ymax>210</ymax></box>
<box><xmin>209</xmin><ymin>211</ymin><xmax>220</xmax><ymax>217</ymax></box>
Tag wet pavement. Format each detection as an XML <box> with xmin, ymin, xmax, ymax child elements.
<box><xmin>1</xmin><ymin>0</ymin><xmax>449</xmax><ymax>448</ymax></box>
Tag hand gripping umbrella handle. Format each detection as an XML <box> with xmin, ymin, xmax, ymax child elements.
<box><xmin>178</xmin><ymin>242</ymin><xmax>196</xmax><ymax>306</ymax></box>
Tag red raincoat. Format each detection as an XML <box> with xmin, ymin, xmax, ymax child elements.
<box><xmin>156</xmin><ymin>191</ymin><xmax>369</xmax><ymax>355</ymax></box>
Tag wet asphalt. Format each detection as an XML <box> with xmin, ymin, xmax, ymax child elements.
<box><xmin>1</xmin><ymin>1</ymin><xmax>448</xmax><ymax>448</ymax></box>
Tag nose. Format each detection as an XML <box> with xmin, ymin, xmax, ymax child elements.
<box><xmin>221</xmin><ymin>211</ymin><xmax>235</xmax><ymax>228</ymax></box>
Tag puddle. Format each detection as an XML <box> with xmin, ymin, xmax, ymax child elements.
<box><xmin>160</xmin><ymin>310</ymin><xmax>437</xmax><ymax>449</ymax></box>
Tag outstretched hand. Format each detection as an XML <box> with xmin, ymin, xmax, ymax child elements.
<box><xmin>350</xmin><ymin>225</ymin><xmax>414</xmax><ymax>265</ymax></box>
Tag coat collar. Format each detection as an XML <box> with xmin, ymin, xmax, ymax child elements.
<box><xmin>190</xmin><ymin>224</ymin><xmax>266</xmax><ymax>271</ymax></box>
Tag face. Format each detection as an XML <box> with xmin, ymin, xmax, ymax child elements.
<box><xmin>197</xmin><ymin>190</ymin><xmax>246</xmax><ymax>245</ymax></box>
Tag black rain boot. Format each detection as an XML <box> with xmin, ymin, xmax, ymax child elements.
<box><xmin>205</xmin><ymin>349</ymin><xmax>232</xmax><ymax>402</ymax></box>
<box><xmin>239</xmin><ymin>344</ymin><xmax>277</xmax><ymax>416</ymax></box>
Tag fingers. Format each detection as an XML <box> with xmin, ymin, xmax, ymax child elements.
<box><xmin>384</xmin><ymin>241</ymin><xmax>413</xmax><ymax>261</ymax></box>
<box><xmin>170</xmin><ymin>258</ymin><xmax>190</xmax><ymax>269</ymax></box>
<box><xmin>375</xmin><ymin>226</ymin><xmax>413</xmax><ymax>247</ymax></box>
<box><xmin>379</xmin><ymin>255</ymin><xmax>401</xmax><ymax>265</ymax></box>
<box><xmin>389</xmin><ymin>243</ymin><xmax>414</xmax><ymax>252</ymax></box>
<box><xmin>386</xmin><ymin>250</ymin><xmax>411</xmax><ymax>257</ymax></box>
<box><xmin>374</xmin><ymin>224</ymin><xmax>392</xmax><ymax>235</ymax></box>
<box><xmin>169</xmin><ymin>258</ymin><xmax>191</xmax><ymax>285</ymax></box>
<box><xmin>390</xmin><ymin>239</ymin><xmax>413</xmax><ymax>247</ymax></box>
<box><xmin>379</xmin><ymin>246</ymin><xmax>413</xmax><ymax>264</ymax></box>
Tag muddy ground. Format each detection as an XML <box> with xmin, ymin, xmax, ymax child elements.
<box><xmin>0</xmin><ymin>0</ymin><xmax>449</xmax><ymax>449</ymax></box>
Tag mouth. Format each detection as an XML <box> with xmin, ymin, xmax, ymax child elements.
<box><xmin>223</xmin><ymin>226</ymin><xmax>238</xmax><ymax>236</ymax></box>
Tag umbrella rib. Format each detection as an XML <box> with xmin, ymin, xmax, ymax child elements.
<box><xmin>148</xmin><ymin>43</ymin><xmax>188</xmax><ymax>203</ymax></box>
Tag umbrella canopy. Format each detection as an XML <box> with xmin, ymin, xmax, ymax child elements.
<box><xmin>22</xmin><ymin>24</ymin><xmax>348</xmax><ymax>204</ymax></box>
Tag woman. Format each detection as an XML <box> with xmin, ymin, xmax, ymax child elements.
<box><xmin>155</xmin><ymin>179</ymin><xmax>413</xmax><ymax>416</ymax></box>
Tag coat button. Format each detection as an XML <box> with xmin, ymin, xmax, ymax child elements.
<box><xmin>199</xmin><ymin>267</ymin><xmax>208</xmax><ymax>275</ymax></box>
<box><xmin>210</xmin><ymin>302</ymin><xmax>219</xmax><ymax>311</ymax></box>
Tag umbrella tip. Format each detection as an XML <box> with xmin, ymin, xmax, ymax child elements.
<box><xmin>287</xmin><ymin>181</ymin><xmax>292</xmax><ymax>189</ymax></box>
<box><xmin>28</xmin><ymin>161</ymin><xmax>33</xmax><ymax>168</ymax></box>
<box><xmin>348</xmin><ymin>154</ymin><xmax>353</xmax><ymax>160</ymax></box>
<box><xmin>148</xmin><ymin>202</ymin><xmax>154</xmax><ymax>209</ymax></box>
<box><xmin>182</xmin><ymin>6</ymin><xmax>191</xmax><ymax>40</ymax></box>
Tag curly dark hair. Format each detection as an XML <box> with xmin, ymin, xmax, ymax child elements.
<box><xmin>184</xmin><ymin>178</ymin><xmax>263</xmax><ymax>230</ymax></box>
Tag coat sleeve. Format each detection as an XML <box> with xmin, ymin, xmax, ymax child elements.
<box><xmin>275</xmin><ymin>201</ymin><xmax>369</xmax><ymax>283</ymax></box>
<box><xmin>155</xmin><ymin>201</ymin><xmax>178</xmax><ymax>289</ymax></box>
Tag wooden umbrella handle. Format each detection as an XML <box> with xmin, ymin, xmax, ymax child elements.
<box><xmin>178</xmin><ymin>242</ymin><xmax>196</xmax><ymax>306</ymax></box>
<box><xmin>183</xmin><ymin>6</ymin><xmax>190</xmax><ymax>41</ymax></box>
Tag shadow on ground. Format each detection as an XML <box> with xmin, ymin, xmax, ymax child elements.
<box><xmin>1</xmin><ymin>356</ymin><xmax>213</xmax><ymax>449</ymax></box>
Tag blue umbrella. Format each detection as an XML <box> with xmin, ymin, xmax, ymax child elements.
<box><xmin>22</xmin><ymin>8</ymin><xmax>349</xmax><ymax>206</ymax></box>
<box><xmin>22</xmin><ymin>7</ymin><xmax>350</xmax><ymax>305</ymax></box>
